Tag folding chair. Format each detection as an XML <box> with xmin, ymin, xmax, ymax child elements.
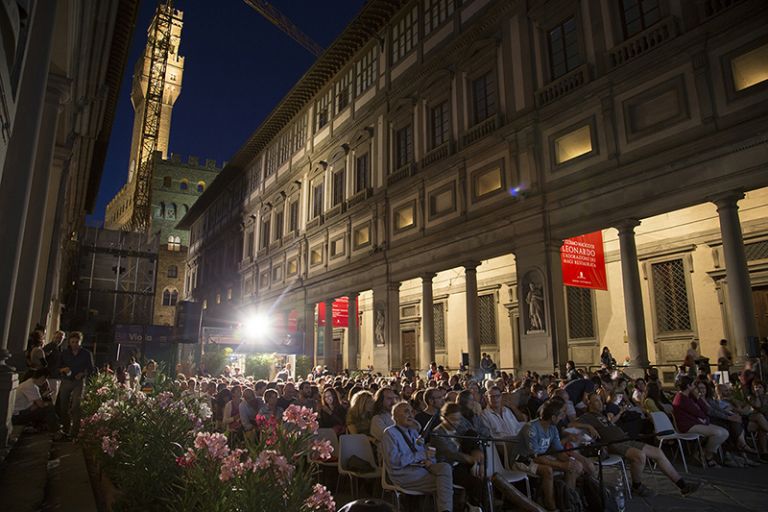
<box><xmin>650</xmin><ymin>411</ymin><xmax>704</xmax><ymax>473</ymax></box>
<box><xmin>489</xmin><ymin>441</ymin><xmax>532</xmax><ymax>498</ymax></box>
<box><xmin>338</xmin><ymin>434</ymin><xmax>380</xmax><ymax>497</ymax></box>
<box><xmin>380</xmin><ymin>462</ymin><xmax>431</xmax><ymax>510</ymax></box>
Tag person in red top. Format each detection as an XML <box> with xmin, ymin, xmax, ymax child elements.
<box><xmin>672</xmin><ymin>376</ymin><xmax>729</xmax><ymax>467</ymax></box>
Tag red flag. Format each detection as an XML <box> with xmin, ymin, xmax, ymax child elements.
<box><xmin>561</xmin><ymin>231</ymin><xmax>607</xmax><ymax>290</ymax></box>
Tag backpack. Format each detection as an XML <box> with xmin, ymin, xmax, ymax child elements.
<box><xmin>554</xmin><ymin>478</ymin><xmax>585</xmax><ymax>512</ymax></box>
<box><xmin>580</xmin><ymin>476</ymin><xmax>619</xmax><ymax>512</ymax></box>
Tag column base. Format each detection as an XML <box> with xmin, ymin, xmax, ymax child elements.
<box><xmin>0</xmin><ymin>371</ymin><xmax>20</xmax><ymax>449</ymax></box>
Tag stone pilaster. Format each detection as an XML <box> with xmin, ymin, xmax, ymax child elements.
<box><xmin>464</xmin><ymin>263</ymin><xmax>481</xmax><ymax>374</ymax></box>
<box><xmin>346</xmin><ymin>292</ymin><xmax>359</xmax><ymax>370</ymax></box>
<box><xmin>371</xmin><ymin>282</ymin><xmax>400</xmax><ymax>372</ymax></box>
<box><xmin>420</xmin><ymin>273</ymin><xmax>436</xmax><ymax>374</ymax></box>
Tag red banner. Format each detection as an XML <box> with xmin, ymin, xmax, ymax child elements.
<box><xmin>317</xmin><ymin>297</ymin><xmax>358</xmax><ymax>327</ymax></box>
<box><xmin>561</xmin><ymin>231</ymin><xmax>607</xmax><ymax>290</ymax></box>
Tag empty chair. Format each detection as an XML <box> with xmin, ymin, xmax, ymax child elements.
<box><xmin>489</xmin><ymin>441</ymin><xmax>532</xmax><ymax>498</ymax></box>
<box><xmin>338</xmin><ymin>434</ymin><xmax>380</xmax><ymax>497</ymax></box>
<box><xmin>650</xmin><ymin>411</ymin><xmax>704</xmax><ymax>473</ymax></box>
<box><xmin>593</xmin><ymin>453</ymin><xmax>632</xmax><ymax>499</ymax></box>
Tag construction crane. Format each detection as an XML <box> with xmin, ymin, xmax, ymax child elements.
<box><xmin>243</xmin><ymin>0</ymin><xmax>324</xmax><ymax>57</ymax></box>
<box><xmin>129</xmin><ymin>0</ymin><xmax>176</xmax><ymax>232</ymax></box>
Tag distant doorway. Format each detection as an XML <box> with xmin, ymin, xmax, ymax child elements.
<box><xmin>754</xmin><ymin>286</ymin><xmax>768</xmax><ymax>339</ymax></box>
<box><xmin>401</xmin><ymin>329</ymin><xmax>417</xmax><ymax>369</ymax></box>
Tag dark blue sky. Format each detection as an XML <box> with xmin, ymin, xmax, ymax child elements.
<box><xmin>91</xmin><ymin>0</ymin><xmax>367</xmax><ymax>222</ymax></box>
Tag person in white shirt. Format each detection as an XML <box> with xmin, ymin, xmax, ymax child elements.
<box><xmin>13</xmin><ymin>369</ymin><xmax>60</xmax><ymax>433</ymax></box>
<box><xmin>370</xmin><ymin>387</ymin><xmax>396</xmax><ymax>442</ymax></box>
<box><xmin>483</xmin><ymin>385</ymin><xmax>524</xmax><ymax>439</ymax></box>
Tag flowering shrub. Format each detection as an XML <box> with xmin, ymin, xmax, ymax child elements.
<box><xmin>174</xmin><ymin>404</ymin><xmax>335</xmax><ymax>512</ymax></box>
<box><xmin>80</xmin><ymin>375</ymin><xmax>335</xmax><ymax>512</ymax></box>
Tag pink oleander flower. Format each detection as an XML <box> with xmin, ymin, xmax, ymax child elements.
<box><xmin>96</xmin><ymin>386</ymin><xmax>111</xmax><ymax>396</ymax></box>
<box><xmin>176</xmin><ymin>447</ymin><xmax>197</xmax><ymax>467</ymax></box>
<box><xmin>282</xmin><ymin>405</ymin><xmax>319</xmax><ymax>433</ymax></box>
<box><xmin>310</xmin><ymin>438</ymin><xmax>334</xmax><ymax>461</ymax></box>
<box><xmin>253</xmin><ymin>450</ymin><xmax>295</xmax><ymax>483</ymax></box>
<box><xmin>101</xmin><ymin>434</ymin><xmax>119</xmax><ymax>457</ymax></box>
<box><xmin>219</xmin><ymin>448</ymin><xmax>251</xmax><ymax>481</ymax></box>
<box><xmin>156</xmin><ymin>391</ymin><xmax>175</xmax><ymax>408</ymax></box>
<box><xmin>193</xmin><ymin>432</ymin><xmax>230</xmax><ymax>460</ymax></box>
<box><xmin>303</xmin><ymin>483</ymin><xmax>335</xmax><ymax>512</ymax></box>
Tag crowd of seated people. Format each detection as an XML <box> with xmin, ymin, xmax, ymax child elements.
<box><xmin>68</xmin><ymin>347</ymin><xmax>768</xmax><ymax>511</ymax></box>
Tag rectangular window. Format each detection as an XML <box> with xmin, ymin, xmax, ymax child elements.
<box><xmin>332</xmin><ymin>168</ymin><xmax>346</xmax><ymax>206</ymax></box>
<box><xmin>651</xmin><ymin>259</ymin><xmax>692</xmax><ymax>333</ymax></box>
<box><xmin>353</xmin><ymin>224</ymin><xmax>371</xmax><ymax>249</ymax></box>
<box><xmin>548</xmin><ymin>17</ymin><xmax>581</xmax><ymax>79</ymax></box>
<box><xmin>554</xmin><ymin>125</ymin><xmax>593</xmax><ymax>164</ymax></box>
<box><xmin>312</xmin><ymin>183</ymin><xmax>324</xmax><ymax>219</ymax></box>
<box><xmin>731</xmin><ymin>43</ymin><xmax>768</xmax><ymax>92</ymax></box>
<box><xmin>355</xmin><ymin>153</ymin><xmax>370</xmax><ymax>193</ymax></box>
<box><xmin>265</xmin><ymin>146</ymin><xmax>278</xmax><ymax>177</ymax></box>
<box><xmin>566</xmin><ymin>286</ymin><xmax>595</xmax><ymax>339</ymax></box>
<box><xmin>392</xmin><ymin>4</ymin><xmax>419</xmax><ymax>65</ymax></box>
<box><xmin>395</xmin><ymin>124</ymin><xmax>414</xmax><ymax>169</ymax></box>
<box><xmin>424</xmin><ymin>0</ymin><xmax>455</xmax><ymax>36</ymax></box>
<box><xmin>314</xmin><ymin>89</ymin><xmax>332</xmax><ymax>131</ymax></box>
<box><xmin>430</xmin><ymin>101</ymin><xmax>450</xmax><ymax>148</ymax></box>
<box><xmin>336</xmin><ymin>68</ymin><xmax>353</xmax><ymax>113</ymax></box>
<box><xmin>274</xmin><ymin>210</ymin><xmax>284</xmax><ymax>240</ymax></box>
<box><xmin>394</xmin><ymin>202</ymin><xmax>416</xmax><ymax>231</ymax></box>
<box><xmin>260</xmin><ymin>219</ymin><xmax>270</xmax><ymax>249</ymax></box>
<box><xmin>471</xmin><ymin>72</ymin><xmax>497</xmax><ymax>125</ymax></box>
<box><xmin>433</xmin><ymin>302</ymin><xmax>446</xmax><ymax>349</ymax></box>
<box><xmin>289</xmin><ymin>201</ymin><xmax>299</xmax><ymax>233</ymax></box>
<box><xmin>620</xmin><ymin>0</ymin><xmax>661</xmax><ymax>39</ymax></box>
<box><xmin>330</xmin><ymin>237</ymin><xmax>345</xmax><ymax>258</ymax></box>
<box><xmin>478</xmin><ymin>294</ymin><xmax>497</xmax><ymax>345</ymax></box>
<box><xmin>246</xmin><ymin>229</ymin><xmax>254</xmax><ymax>257</ymax></box>
<box><xmin>355</xmin><ymin>45</ymin><xmax>378</xmax><ymax>95</ymax></box>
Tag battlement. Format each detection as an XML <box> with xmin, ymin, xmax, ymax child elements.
<box><xmin>162</xmin><ymin>152</ymin><xmax>223</xmax><ymax>171</ymax></box>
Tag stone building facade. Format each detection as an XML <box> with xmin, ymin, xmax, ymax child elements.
<box><xmin>180</xmin><ymin>0</ymin><xmax>768</xmax><ymax>377</ymax></box>
<box><xmin>0</xmin><ymin>0</ymin><xmax>139</xmax><ymax>446</ymax></box>
<box><xmin>150</xmin><ymin>153</ymin><xmax>220</xmax><ymax>325</ymax></box>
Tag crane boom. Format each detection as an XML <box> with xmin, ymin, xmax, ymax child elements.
<box><xmin>243</xmin><ymin>0</ymin><xmax>323</xmax><ymax>57</ymax></box>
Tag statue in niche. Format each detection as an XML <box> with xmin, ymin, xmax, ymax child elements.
<box><xmin>375</xmin><ymin>309</ymin><xmax>385</xmax><ymax>346</ymax></box>
<box><xmin>525</xmin><ymin>281</ymin><xmax>545</xmax><ymax>333</ymax></box>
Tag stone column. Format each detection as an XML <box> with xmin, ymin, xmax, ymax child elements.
<box><xmin>371</xmin><ymin>282</ymin><xmax>401</xmax><ymax>373</ymax></box>
<box><xmin>616</xmin><ymin>220</ymin><xmax>650</xmax><ymax>368</ymax></box>
<box><xmin>346</xmin><ymin>292</ymin><xmax>359</xmax><ymax>370</ymax></box>
<box><xmin>323</xmin><ymin>299</ymin><xmax>334</xmax><ymax>371</ymax></box>
<box><xmin>7</xmin><ymin>73</ymin><xmax>70</xmax><ymax>365</ymax></box>
<box><xmin>0</xmin><ymin>0</ymin><xmax>57</xmax><ymax>367</ymax></box>
<box><xmin>304</xmin><ymin>302</ymin><xmax>316</xmax><ymax>364</ymax></box>
<box><xmin>0</xmin><ymin>0</ymin><xmax>58</xmax><ymax>449</ymax></box>
<box><xmin>465</xmin><ymin>262</ymin><xmax>481</xmax><ymax>374</ymax></box>
<box><xmin>420</xmin><ymin>272</ymin><xmax>436</xmax><ymax>374</ymax></box>
<box><xmin>712</xmin><ymin>193</ymin><xmax>758</xmax><ymax>360</ymax></box>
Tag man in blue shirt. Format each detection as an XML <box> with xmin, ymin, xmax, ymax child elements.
<box><xmin>56</xmin><ymin>331</ymin><xmax>94</xmax><ymax>437</ymax></box>
<box><xmin>381</xmin><ymin>402</ymin><xmax>453</xmax><ymax>512</ymax></box>
<box><xmin>521</xmin><ymin>400</ymin><xmax>588</xmax><ymax>510</ymax></box>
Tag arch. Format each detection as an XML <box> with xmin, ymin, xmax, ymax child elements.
<box><xmin>197</xmin><ymin>181</ymin><xmax>206</xmax><ymax>193</ymax></box>
<box><xmin>180</xmin><ymin>179</ymin><xmax>189</xmax><ymax>191</ymax></box>
<box><xmin>166</xmin><ymin>203</ymin><xmax>176</xmax><ymax>220</ymax></box>
<box><xmin>162</xmin><ymin>287</ymin><xmax>179</xmax><ymax>306</ymax></box>
<box><xmin>167</xmin><ymin>235</ymin><xmax>181</xmax><ymax>252</ymax></box>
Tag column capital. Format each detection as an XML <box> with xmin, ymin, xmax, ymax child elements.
<box><xmin>463</xmin><ymin>261</ymin><xmax>481</xmax><ymax>271</ymax></box>
<box><xmin>709</xmin><ymin>191</ymin><xmax>745</xmax><ymax>211</ymax></box>
<box><xmin>615</xmin><ymin>219</ymin><xmax>641</xmax><ymax>234</ymax></box>
<box><xmin>420</xmin><ymin>272</ymin><xmax>437</xmax><ymax>282</ymax></box>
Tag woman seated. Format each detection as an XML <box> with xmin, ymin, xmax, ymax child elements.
<box><xmin>258</xmin><ymin>389</ymin><xmax>284</xmax><ymax>421</ymax></box>
<box><xmin>346</xmin><ymin>390</ymin><xmax>374</xmax><ymax>438</ymax></box>
<box><xmin>643</xmin><ymin>381</ymin><xmax>674</xmax><ymax>416</ymax></box>
<box><xmin>319</xmin><ymin>387</ymin><xmax>347</xmax><ymax>436</ymax></box>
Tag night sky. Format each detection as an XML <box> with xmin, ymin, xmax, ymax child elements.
<box><xmin>89</xmin><ymin>0</ymin><xmax>367</xmax><ymax>223</ymax></box>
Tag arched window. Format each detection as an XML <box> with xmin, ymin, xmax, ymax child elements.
<box><xmin>167</xmin><ymin>235</ymin><xmax>181</xmax><ymax>252</ymax></box>
<box><xmin>162</xmin><ymin>288</ymin><xmax>179</xmax><ymax>306</ymax></box>
<box><xmin>163</xmin><ymin>176</ymin><xmax>172</xmax><ymax>188</ymax></box>
<box><xmin>167</xmin><ymin>203</ymin><xmax>176</xmax><ymax>220</ymax></box>
<box><xmin>153</xmin><ymin>204</ymin><xmax>162</xmax><ymax>218</ymax></box>
<box><xmin>167</xmin><ymin>265</ymin><xmax>178</xmax><ymax>278</ymax></box>
<box><xmin>180</xmin><ymin>179</ymin><xmax>189</xmax><ymax>191</ymax></box>
<box><xmin>197</xmin><ymin>181</ymin><xmax>206</xmax><ymax>193</ymax></box>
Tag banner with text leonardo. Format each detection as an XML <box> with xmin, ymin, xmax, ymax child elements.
<box><xmin>561</xmin><ymin>231</ymin><xmax>607</xmax><ymax>290</ymax></box>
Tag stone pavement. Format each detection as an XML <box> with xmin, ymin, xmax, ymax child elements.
<box><xmin>625</xmin><ymin>462</ymin><xmax>768</xmax><ymax>512</ymax></box>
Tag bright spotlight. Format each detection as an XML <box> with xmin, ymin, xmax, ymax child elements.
<box><xmin>241</xmin><ymin>313</ymin><xmax>271</xmax><ymax>340</ymax></box>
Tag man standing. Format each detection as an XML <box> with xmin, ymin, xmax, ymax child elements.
<box><xmin>43</xmin><ymin>330</ymin><xmax>65</xmax><ymax>403</ymax></box>
<box><xmin>56</xmin><ymin>332</ymin><xmax>94</xmax><ymax>438</ymax></box>
<box><xmin>400</xmin><ymin>362</ymin><xmax>415</xmax><ymax>381</ymax></box>
<box><xmin>381</xmin><ymin>402</ymin><xmax>453</xmax><ymax>512</ymax></box>
<box><xmin>426</xmin><ymin>361</ymin><xmax>438</xmax><ymax>381</ymax></box>
<box><xmin>126</xmin><ymin>356</ymin><xmax>141</xmax><ymax>389</ymax></box>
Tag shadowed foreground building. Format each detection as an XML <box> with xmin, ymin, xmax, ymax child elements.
<box><xmin>0</xmin><ymin>0</ymin><xmax>140</xmax><ymax>447</ymax></box>
<box><xmin>178</xmin><ymin>0</ymin><xmax>768</xmax><ymax>378</ymax></box>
